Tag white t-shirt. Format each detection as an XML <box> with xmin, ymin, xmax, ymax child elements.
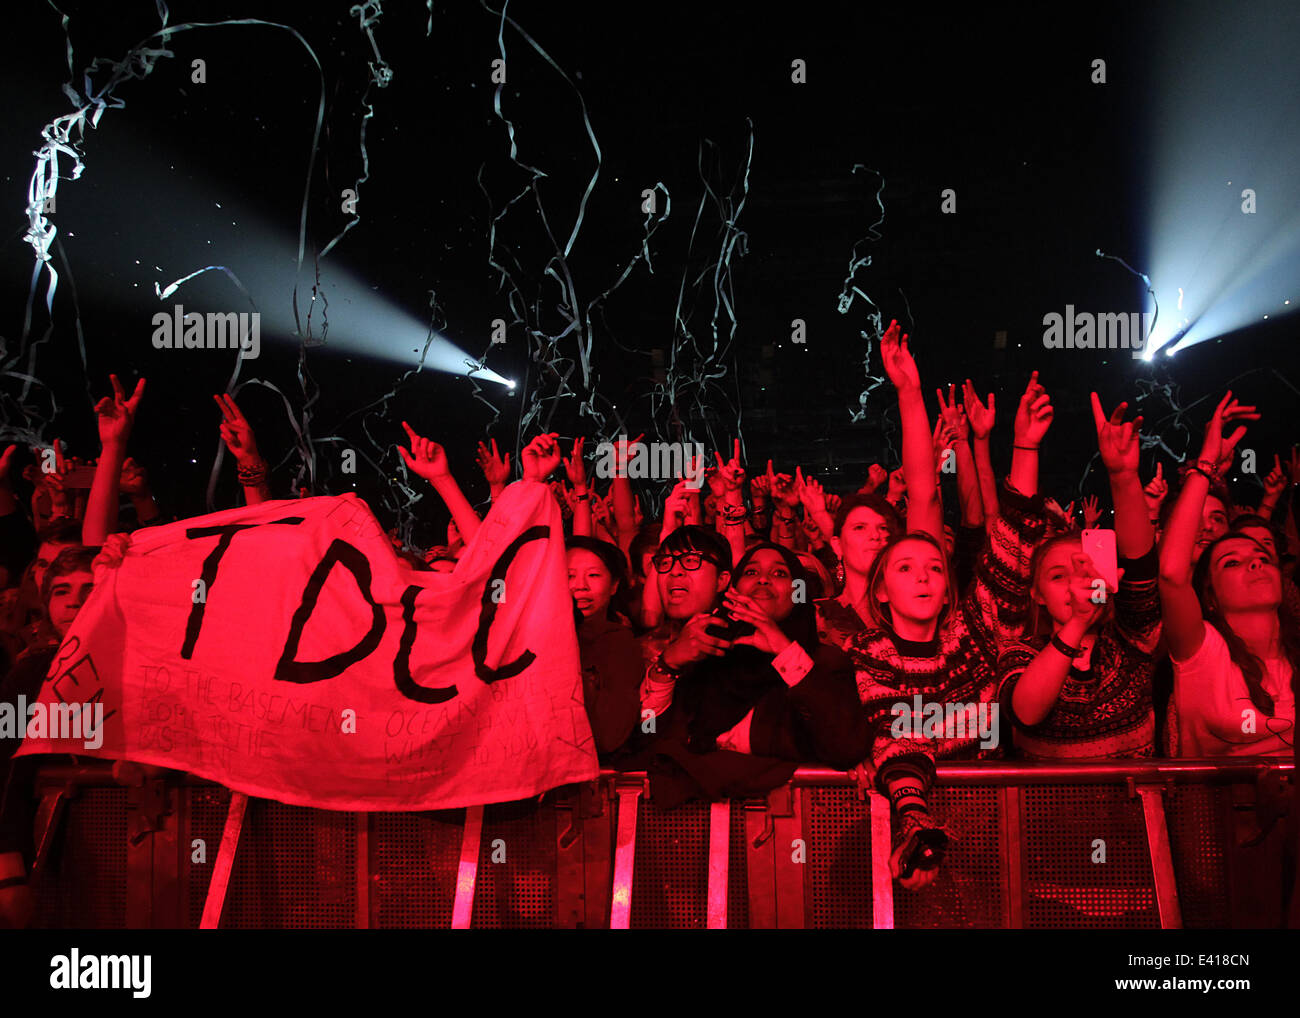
<box><xmin>1172</xmin><ymin>623</ymin><xmax>1295</xmax><ymax>757</ymax></box>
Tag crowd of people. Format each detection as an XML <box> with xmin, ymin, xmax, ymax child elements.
<box><xmin>1</xmin><ymin>319</ymin><xmax>1298</xmax><ymax>926</ymax></box>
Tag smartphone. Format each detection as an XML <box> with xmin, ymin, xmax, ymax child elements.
<box><xmin>63</xmin><ymin>465</ymin><xmax>97</xmax><ymax>489</ymax></box>
<box><xmin>705</xmin><ymin>606</ymin><xmax>756</xmax><ymax>641</ymax></box>
<box><xmin>1081</xmin><ymin>528</ymin><xmax>1118</xmax><ymax>592</ymax></box>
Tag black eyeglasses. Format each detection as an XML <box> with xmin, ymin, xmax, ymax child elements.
<box><xmin>653</xmin><ymin>551</ymin><xmax>716</xmax><ymax>573</ymax></box>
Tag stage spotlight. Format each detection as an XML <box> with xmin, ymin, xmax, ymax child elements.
<box><xmin>1141</xmin><ymin>0</ymin><xmax>1300</xmax><ymax>357</ymax></box>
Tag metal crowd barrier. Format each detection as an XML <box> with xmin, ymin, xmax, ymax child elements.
<box><xmin>26</xmin><ymin>758</ymin><xmax>1296</xmax><ymax>929</ymax></box>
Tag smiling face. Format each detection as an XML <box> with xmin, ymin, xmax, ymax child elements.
<box><xmin>1204</xmin><ymin>536</ymin><xmax>1281</xmax><ymax>614</ymax></box>
<box><xmin>734</xmin><ymin>548</ymin><xmax>796</xmax><ymax>622</ymax></box>
<box><xmin>1032</xmin><ymin>538</ymin><xmax>1082</xmax><ymax>627</ymax></box>
<box><xmin>834</xmin><ymin>506</ymin><xmax>893</xmax><ymax>577</ymax></box>
<box><xmin>1194</xmin><ymin>494</ymin><xmax>1229</xmax><ymax>563</ymax></box>
<box><xmin>874</xmin><ymin>538</ymin><xmax>949</xmax><ymax>625</ymax></box>
<box><xmin>46</xmin><ymin>568</ymin><xmax>93</xmax><ymax>638</ymax></box>
<box><xmin>567</xmin><ymin>547</ymin><xmax>618</xmax><ymax>619</ymax></box>
<box><xmin>655</xmin><ymin>550</ymin><xmax>729</xmax><ymax>620</ymax></box>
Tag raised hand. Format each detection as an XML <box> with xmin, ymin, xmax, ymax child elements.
<box><xmin>1263</xmin><ymin>454</ymin><xmax>1287</xmax><ymax>499</ymax></box>
<box><xmin>475</xmin><ymin>438</ymin><xmax>511</xmax><ymax>488</ymax></box>
<box><xmin>1013</xmin><ymin>371</ymin><xmax>1054</xmax><ymax>449</ymax></box>
<box><xmin>613</xmin><ymin>433</ymin><xmax>645</xmax><ymax>479</ymax></box>
<box><xmin>1089</xmin><ymin>393</ymin><xmax>1142</xmax><ymax>476</ymax></box>
<box><xmin>213</xmin><ymin>393</ymin><xmax>261</xmax><ymax>464</ymax></box>
<box><xmin>95</xmin><ymin>374</ymin><xmax>147</xmax><ymax>448</ymax></box>
<box><xmin>886</xmin><ymin>466</ymin><xmax>907</xmax><ymax>504</ymax></box>
<box><xmin>769</xmin><ymin>464</ymin><xmax>800</xmax><ymax>510</ymax></box>
<box><xmin>1082</xmin><ymin>494</ymin><xmax>1103</xmax><ymax>529</ymax></box>
<box><xmin>398</xmin><ymin>421</ymin><xmax>452</xmax><ymax>482</ymax></box>
<box><xmin>563</xmin><ymin>436</ymin><xmax>588</xmax><ymax>491</ymax></box>
<box><xmin>1143</xmin><ymin>462</ymin><xmax>1168</xmax><ymax>511</ymax></box>
<box><xmin>0</xmin><ymin>445</ymin><xmax>15</xmax><ymax>485</ymax></box>
<box><xmin>796</xmin><ymin>467</ymin><xmax>828</xmax><ymax>517</ymax></box>
<box><xmin>936</xmin><ymin>384</ymin><xmax>970</xmax><ymax>441</ymax></box>
<box><xmin>39</xmin><ymin>441</ymin><xmax>72</xmax><ymax>519</ymax></box>
<box><xmin>1198</xmin><ymin>391</ymin><xmax>1259</xmax><ymax>473</ymax></box>
<box><xmin>879</xmin><ymin>319</ymin><xmax>920</xmax><ymax>393</ymax></box>
<box><xmin>119</xmin><ymin>457</ymin><xmax>150</xmax><ymax>498</ymax></box>
<box><xmin>962</xmin><ymin>379</ymin><xmax>996</xmax><ymax>440</ymax></box>
<box><xmin>521</xmin><ymin>432</ymin><xmax>563</xmax><ymax>483</ymax></box>
<box><xmin>862</xmin><ymin>463</ymin><xmax>889</xmax><ymax>493</ymax></box>
<box><xmin>714</xmin><ymin>440</ymin><xmax>746</xmax><ymax>495</ymax></box>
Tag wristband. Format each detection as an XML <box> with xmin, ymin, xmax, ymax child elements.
<box><xmin>1050</xmin><ymin>633</ymin><xmax>1081</xmax><ymax>658</ymax></box>
<box><xmin>1013</xmin><ymin>445</ymin><xmax>1038</xmax><ymax>452</ymax></box>
<box><xmin>653</xmin><ymin>652</ymin><xmax>681</xmax><ymax>680</ymax></box>
<box><xmin>574</xmin><ymin>493</ymin><xmax>590</xmax><ymax>502</ymax></box>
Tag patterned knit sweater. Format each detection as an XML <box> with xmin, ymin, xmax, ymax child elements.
<box><xmin>846</xmin><ymin>481</ymin><xmax>1047</xmax><ymax>790</ymax></box>
<box><xmin>996</xmin><ymin>547</ymin><xmax>1161</xmax><ymax>759</ymax></box>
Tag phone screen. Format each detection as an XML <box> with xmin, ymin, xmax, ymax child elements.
<box><xmin>1081</xmin><ymin>528</ymin><xmax>1119</xmax><ymax>592</ymax></box>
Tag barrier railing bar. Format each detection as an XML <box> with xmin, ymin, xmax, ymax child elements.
<box><xmin>199</xmin><ymin>790</ymin><xmax>248</xmax><ymax>930</ymax></box>
<box><xmin>1137</xmin><ymin>786</ymin><xmax>1183</xmax><ymax>929</ymax></box>
<box><xmin>451</xmin><ymin>804</ymin><xmax>483</xmax><ymax>929</ymax></box>
<box><xmin>999</xmin><ymin>786</ymin><xmax>1026</xmax><ymax>928</ymax></box>
<box><xmin>30</xmin><ymin>758</ymin><xmax>1296</xmax><ymax>792</ymax></box>
<box><xmin>707</xmin><ymin>800</ymin><xmax>729</xmax><ymax>929</ymax></box>
<box><xmin>869</xmin><ymin>791</ymin><xmax>894</xmax><ymax>929</ymax></box>
<box><xmin>609</xmin><ymin>782</ymin><xmax>642</xmax><ymax>929</ymax></box>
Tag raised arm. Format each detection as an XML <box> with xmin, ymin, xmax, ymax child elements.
<box><xmin>563</xmin><ymin>437</ymin><xmax>592</xmax><ymax>537</ymax></box>
<box><xmin>879</xmin><ymin>319</ymin><xmax>941</xmax><ymax>540</ymax></box>
<box><xmin>962</xmin><ymin>379</ymin><xmax>1000</xmax><ymax>525</ymax></box>
<box><xmin>937</xmin><ymin>385</ymin><xmax>983</xmax><ymax>528</ymax></box>
<box><xmin>399</xmin><ymin>421</ymin><xmax>482</xmax><ymax>545</ymax></box>
<box><xmin>83</xmin><ymin>375</ymin><xmax>146</xmax><ymax>547</ymax></box>
<box><xmin>609</xmin><ymin>434</ymin><xmax>643</xmax><ymax>557</ymax></box>
<box><xmin>1158</xmin><ymin>392</ymin><xmax>1258</xmax><ymax>659</ymax></box>
<box><xmin>215</xmin><ymin>393</ymin><xmax>271</xmax><ymax>506</ymax></box>
<box><xmin>713</xmin><ymin>440</ymin><xmax>749</xmax><ymax>567</ymax></box>
<box><xmin>1090</xmin><ymin>393</ymin><xmax>1154</xmax><ymax>560</ymax></box>
<box><xmin>475</xmin><ymin>438</ymin><xmax>512</xmax><ymax>504</ymax></box>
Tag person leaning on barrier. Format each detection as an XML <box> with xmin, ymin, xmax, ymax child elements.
<box><xmin>633</xmin><ymin>539</ymin><xmax>869</xmax><ymax>808</ymax></box>
<box><xmin>1159</xmin><ymin>392</ymin><xmax>1297</xmax><ymax>756</ymax></box>
<box><xmin>0</xmin><ymin>542</ymin><xmax>105</xmax><ymax>929</ymax></box>
<box><xmin>849</xmin><ymin>331</ymin><xmax>1053</xmax><ymax>890</ymax></box>
<box><xmin>566</xmin><ymin>536</ymin><xmax>642</xmax><ymax>760</ymax></box>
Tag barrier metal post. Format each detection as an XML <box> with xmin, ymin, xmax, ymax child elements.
<box><xmin>609</xmin><ymin>778</ymin><xmax>643</xmax><ymax>929</ymax></box>
<box><xmin>706</xmin><ymin>800</ymin><xmax>730</xmax><ymax>929</ymax></box>
<box><xmin>1136</xmin><ymin>785</ymin><xmax>1183</xmax><ymax>929</ymax></box>
<box><xmin>869</xmin><ymin>791</ymin><xmax>894</xmax><ymax>929</ymax></box>
<box><xmin>451</xmin><ymin>804</ymin><xmax>484</xmax><ymax>929</ymax></box>
<box><xmin>199</xmin><ymin>790</ymin><xmax>248</xmax><ymax>930</ymax></box>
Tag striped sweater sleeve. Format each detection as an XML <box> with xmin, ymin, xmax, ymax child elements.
<box><xmin>968</xmin><ymin>480</ymin><xmax>1048</xmax><ymax>649</ymax></box>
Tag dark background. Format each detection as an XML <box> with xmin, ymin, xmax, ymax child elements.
<box><xmin>2</xmin><ymin>0</ymin><xmax>1297</xmax><ymax>544</ymax></box>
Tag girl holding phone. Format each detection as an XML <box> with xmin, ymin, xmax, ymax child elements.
<box><xmin>996</xmin><ymin>394</ymin><xmax>1162</xmax><ymax>758</ymax></box>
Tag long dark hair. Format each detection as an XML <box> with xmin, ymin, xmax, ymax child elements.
<box><xmin>1192</xmin><ymin>533</ymin><xmax>1300</xmax><ymax>715</ymax></box>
